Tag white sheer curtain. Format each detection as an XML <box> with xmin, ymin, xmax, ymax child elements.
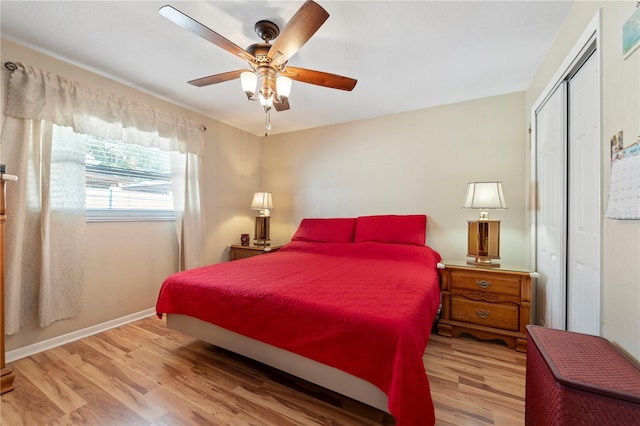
<box><xmin>170</xmin><ymin>152</ymin><xmax>205</xmax><ymax>270</ymax></box>
<box><xmin>0</xmin><ymin>63</ymin><xmax>206</xmax><ymax>333</ymax></box>
<box><xmin>0</xmin><ymin>119</ymin><xmax>86</xmax><ymax>333</ymax></box>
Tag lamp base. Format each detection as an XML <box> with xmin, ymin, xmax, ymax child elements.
<box><xmin>254</xmin><ymin>216</ymin><xmax>271</xmax><ymax>247</ymax></box>
<box><xmin>467</xmin><ymin>258</ymin><xmax>501</xmax><ymax>267</ymax></box>
<box><xmin>467</xmin><ymin>220</ymin><xmax>501</xmax><ymax>265</ymax></box>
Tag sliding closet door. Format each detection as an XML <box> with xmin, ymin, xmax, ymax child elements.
<box><xmin>532</xmin><ymin>14</ymin><xmax>601</xmax><ymax>334</ymax></box>
<box><xmin>567</xmin><ymin>52</ymin><xmax>600</xmax><ymax>335</ymax></box>
<box><xmin>534</xmin><ymin>84</ymin><xmax>567</xmax><ymax>330</ymax></box>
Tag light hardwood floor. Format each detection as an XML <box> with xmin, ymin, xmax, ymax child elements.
<box><xmin>0</xmin><ymin>317</ymin><xmax>526</xmax><ymax>425</ymax></box>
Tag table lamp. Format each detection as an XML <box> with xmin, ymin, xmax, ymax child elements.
<box><xmin>463</xmin><ymin>182</ymin><xmax>507</xmax><ymax>265</ymax></box>
<box><xmin>251</xmin><ymin>192</ymin><xmax>273</xmax><ymax>246</ymax></box>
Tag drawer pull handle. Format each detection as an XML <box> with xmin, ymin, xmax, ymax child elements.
<box><xmin>476</xmin><ymin>279</ymin><xmax>491</xmax><ymax>289</ymax></box>
<box><xmin>476</xmin><ymin>309</ymin><xmax>490</xmax><ymax>319</ymax></box>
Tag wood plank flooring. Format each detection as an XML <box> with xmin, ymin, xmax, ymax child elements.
<box><xmin>0</xmin><ymin>316</ymin><xmax>526</xmax><ymax>425</ymax></box>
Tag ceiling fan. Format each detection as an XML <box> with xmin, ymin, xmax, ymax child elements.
<box><xmin>159</xmin><ymin>1</ymin><xmax>357</xmax><ymax>133</ymax></box>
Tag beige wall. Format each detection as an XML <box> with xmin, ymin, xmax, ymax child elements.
<box><xmin>1</xmin><ymin>39</ymin><xmax>262</xmax><ymax>352</ymax></box>
<box><xmin>262</xmin><ymin>92</ymin><xmax>529</xmax><ymax>267</ymax></box>
<box><xmin>525</xmin><ymin>1</ymin><xmax>640</xmax><ymax>358</ymax></box>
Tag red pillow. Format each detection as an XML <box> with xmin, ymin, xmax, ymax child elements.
<box><xmin>291</xmin><ymin>218</ymin><xmax>357</xmax><ymax>243</ymax></box>
<box><xmin>354</xmin><ymin>214</ymin><xmax>427</xmax><ymax>246</ymax></box>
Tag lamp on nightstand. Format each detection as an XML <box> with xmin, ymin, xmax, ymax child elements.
<box><xmin>251</xmin><ymin>192</ymin><xmax>273</xmax><ymax>246</ymax></box>
<box><xmin>463</xmin><ymin>182</ymin><xmax>507</xmax><ymax>265</ymax></box>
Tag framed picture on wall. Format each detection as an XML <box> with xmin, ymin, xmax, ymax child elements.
<box><xmin>610</xmin><ymin>131</ymin><xmax>624</xmax><ymax>164</ymax></box>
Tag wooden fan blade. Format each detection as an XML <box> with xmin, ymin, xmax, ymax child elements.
<box><xmin>188</xmin><ymin>70</ymin><xmax>245</xmax><ymax>87</ymax></box>
<box><xmin>159</xmin><ymin>5</ymin><xmax>255</xmax><ymax>62</ymax></box>
<box><xmin>283</xmin><ymin>66</ymin><xmax>357</xmax><ymax>91</ymax></box>
<box><xmin>274</xmin><ymin>98</ymin><xmax>290</xmax><ymax>111</ymax></box>
<box><xmin>267</xmin><ymin>1</ymin><xmax>329</xmax><ymax>66</ymax></box>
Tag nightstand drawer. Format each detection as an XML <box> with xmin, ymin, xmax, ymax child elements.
<box><xmin>450</xmin><ymin>270</ymin><xmax>521</xmax><ymax>297</ymax></box>
<box><xmin>231</xmin><ymin>248</ymin><xmax>260</xmax><ymax>260</ymax></box>
<box><xmin>229</xmin><ymin>245</ymin><xmax>282</xmax><ymax>261</ymax></box>
<box><xmin>451</xmin><ymin>297</ymin><xmax>519</xmax><ymax>331</ymax></box>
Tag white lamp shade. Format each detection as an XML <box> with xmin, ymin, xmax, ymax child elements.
<box><xmin>240</xmin><ymin>72</ymin><xmax>257</xmax><ymax>97</ymax></box>
<box><xmin>259</xmin><ymin>92</ymin><xmax>274</xmax><ymax>109</ymax></box>
<box><xmin>276</xmin><ymin>76</ymin><xmax>292</xmax><ymax>99</ymax></box>
<box><xmin>251</xmin><ymin>192</ymin><xmax>274</xmax><ymax>210</ymax></box>
<box><xmin>463</xmin><ymin>182</ymin><xmax>507</xmax><ymax>209</ymax></box>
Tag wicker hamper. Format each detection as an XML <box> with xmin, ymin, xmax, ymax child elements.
<box><xmin>525</xmin><ymin>325</ymin><xmax>640</xmax><ymax>425</ymax></box>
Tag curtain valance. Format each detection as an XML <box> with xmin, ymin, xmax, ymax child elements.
<box><xmin>5</xmin><ymin>63</ymin><xmax>205</xmax><ymax>156</ymax></box>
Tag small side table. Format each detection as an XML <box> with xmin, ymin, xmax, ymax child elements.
<box><xmin>229</xmin><ymin>244</ymin><xmax>282</xmax><ymax>261</ymax></box>
<box><xmin>437</xmin><ymin>261</ymin><xmax>536</xmax><ymax>352</ymax></box>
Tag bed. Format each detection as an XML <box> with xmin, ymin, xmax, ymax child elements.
<box><xmin>156</xmin><ymin>214</ymin><xmax>442</xmax><ymax>425</ymax></box>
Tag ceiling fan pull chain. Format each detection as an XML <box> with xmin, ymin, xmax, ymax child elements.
<box><xmin>264</xmin><ymin>109</ymin><xmax>272</xmax><ymax>136</ymax></box>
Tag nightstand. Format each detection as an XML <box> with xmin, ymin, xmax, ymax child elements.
<box><xmin>229</xmin><ymin>244</ymin><xmax>282</xmax><ymax>261</ymax></box>
<box><xmin>437</xmin><ymin>261</ymin><xmax>534</xmax><ymax>352</ymax></box>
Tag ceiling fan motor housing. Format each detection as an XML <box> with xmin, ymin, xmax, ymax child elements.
<box><xmin>246</xmin><ymin>43</ymin><xmax>272</xmax><ymax>64</ymax></box>
<box><xmin>258</xmin><ymin>66</ymin><xmax>277</xmax><ymax>101</ymax></box>
<box><xmin>254</xmin><ymin>20</ymin><xmax>279</xmax><ymax>43</ymax></box>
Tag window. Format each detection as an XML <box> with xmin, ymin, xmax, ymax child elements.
<box><xmin>85</xmin><ymin>136</ymin><xmax>174</xmax><ymax>221</ymax></box>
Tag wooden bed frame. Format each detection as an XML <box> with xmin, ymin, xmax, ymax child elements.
<box><xmin>167</xmin><ymin>313</ymin><xmax>389</xmax><ymax>412</ymax></box>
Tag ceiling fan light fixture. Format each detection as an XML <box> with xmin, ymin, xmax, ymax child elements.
<box><xmin>159</xmin><ymin>2</ymin><xmax>356</xmax><ymax>135</ymax></box>
<box><xmin>240</xmin><ymin>71</ymin><xmax>257</xmax><ymax>99</ymax></box>
<box><xmin>259</xmin><ymin>92</ymin><xmax>274</xmax><ymax>111</ymax></box>
<box><xmin>276</xmin><ymin>76</ymin><xmax>292</xmax><ymax>100</ymax></box>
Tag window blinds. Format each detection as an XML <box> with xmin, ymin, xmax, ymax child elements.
<box><xmin>85</xmin><ymin>136</ymin><xmax>173</xmax><ymax>219</ymax></box>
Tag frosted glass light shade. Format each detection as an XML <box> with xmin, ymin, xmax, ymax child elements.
<box><xmin>240</xmin><ymin>72</ymin><xmax>257</xmax><ymax>98</ymax></box>
<box><xmin>276</xmin><ymin>76</ymin><xmax>292</xmax><ymax>99</ymax></box>
<box><xmin>259</xmin><ymin>92</ymin><xmax>274</xmax><ymax>110</ymax></box>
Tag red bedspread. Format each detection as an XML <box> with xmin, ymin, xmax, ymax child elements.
<box><xmin>156</xmin><ymin>241</ymin><xmax>441</xmax><ymax>425</ymax></box>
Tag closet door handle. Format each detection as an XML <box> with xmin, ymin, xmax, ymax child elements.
<box><xmin>476</xmin><ymin>309</ymin><xmax>490</xmax><ymax>319</ymax></box>
<box><xmin>476</xmin><ymin>279</ymin><xmax>491</xmax><ymax>289</ymax></box>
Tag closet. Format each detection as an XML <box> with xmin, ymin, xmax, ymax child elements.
<box><xmin>532</xmin><ymin>15</ymin><xmax>601</xmax><ymax>335</ymax></box>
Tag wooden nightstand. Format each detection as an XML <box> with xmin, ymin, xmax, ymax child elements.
<box><xmin>437</xmin><ymin>261</ymin><xmax>534</xmax><ymax>352</ymax></box>
<box><xmin>229</xmin><ymin>245</ymin><xmax>282</xmax><ymax>261</ymax></box>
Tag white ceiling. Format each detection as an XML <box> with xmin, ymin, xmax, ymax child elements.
<box><xmin>0</xmin><ymin>1</ymin><xmax>573</xmax><ymax>136</ymax></box>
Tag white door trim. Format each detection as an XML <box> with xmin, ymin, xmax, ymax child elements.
<box><xmin>530</xmin><ymin>11</ymin><xmax>601</xmax><ymax>119</ymax></box>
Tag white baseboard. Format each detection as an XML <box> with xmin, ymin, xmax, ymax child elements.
<box><xmin>6</xmin><ymin>308</ymin><xmax>157</xmax><ymax>363</ymax></box>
